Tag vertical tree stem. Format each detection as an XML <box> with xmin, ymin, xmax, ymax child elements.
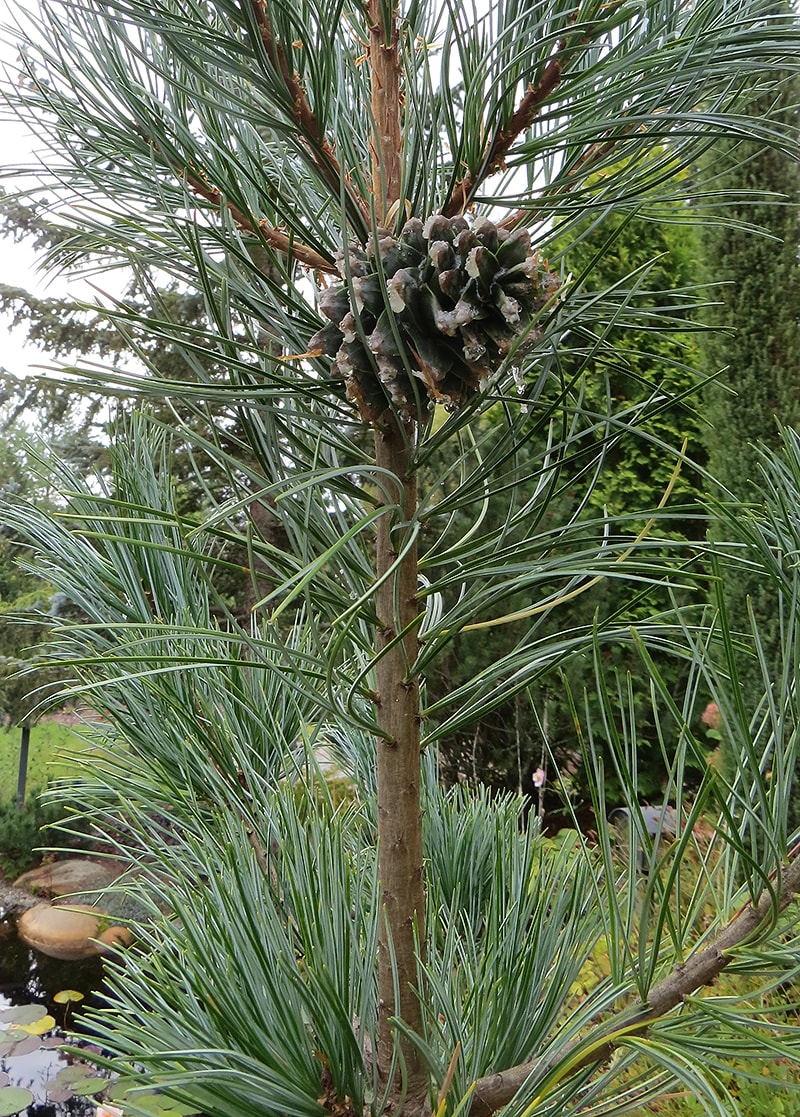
<box><xmin>367</xmin><ymin>0</ymin><xmax>421</xmax><ymax>1102</ymax></box>
<box><xmin>375</xmin><ymin>417</ymin><xmax>427</xmax><ymax>1111</ymax></box>
<box><xmin>367</xmin><ymin>0</ymin><xmax>402</xmax><ymax>220</ymax></box>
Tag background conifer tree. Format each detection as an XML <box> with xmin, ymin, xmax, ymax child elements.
<box><xmin>698</xmin><ymin>50</ymin><xmax>800</xmax><ymax>778</ymax></box>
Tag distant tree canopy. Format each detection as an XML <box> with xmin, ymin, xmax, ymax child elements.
<box><xmin>697</xmin><ymin>61</ymin><xmax>800</xmax><ymax>779</ymax></box>
<box><xmin>0</xmin><ymin>406</ymin><xmax>61</xmax><ymax>724</ymax></box>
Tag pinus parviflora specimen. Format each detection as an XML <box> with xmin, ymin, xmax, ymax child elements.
<box><xmin>6</xmin><ymin>2</ymin><xmax>800</xmax><ymax>1117</ymax></box>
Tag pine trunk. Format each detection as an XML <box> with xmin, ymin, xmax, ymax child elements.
<box><xmin>374</xmin><ymin>416</ymin><xmax>427</xmax><ymax>1112</ymax></box>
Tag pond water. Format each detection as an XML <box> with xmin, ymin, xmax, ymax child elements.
<box><xmin>0</xmin><ymin>911</ymin><xmax>107</xmax><ymax>1116</ymax></box>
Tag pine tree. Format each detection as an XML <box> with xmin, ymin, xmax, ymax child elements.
<box><xmin>4</xmin><ymin>2</ymin><xmax>800</xmax><ymax>1116</ymax></box>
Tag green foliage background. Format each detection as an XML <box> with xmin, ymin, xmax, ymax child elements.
<box><xmin>697</xmin><ymin>65</ymin><xmax>800</xmax><ymax>794</ymax></box>
<box><xmin>430</xmin><ymin>197</ymin><xmax>712</xmax><ymax>808</ymax></box>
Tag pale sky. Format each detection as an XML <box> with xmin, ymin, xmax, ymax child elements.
<box><xmin>1</xmin><ymin>2</ymin><xmax>42</xmax><ymax>378</ymax></box>
<box><xmin>0</xmin><ymin>3</ymin><xmax>102</xmax><ymax>386</ymax></box>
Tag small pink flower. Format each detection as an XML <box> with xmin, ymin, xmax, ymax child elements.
<box><xmin>96</xmin><ymin>1106</ymin><xmax>124</xmax><ymax>1117</ymax></box>
<box><xmin>701</xmin><ymin>702</ymin><xmax>721</xmax><ymax>730</ymax></box>
<box><xmin>532</xmin><ymin>767</ymin><xmax>546</xmax><ymax>789</ymax></box>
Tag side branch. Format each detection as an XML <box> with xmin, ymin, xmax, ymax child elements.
<box><xmin>498</xmin><ymin>123</ymin><xmax>638</xmax><ymax>231</ymax></box>
<box><xmin>470</xmin><ymin>851</ymin><xmax>800</xmax><ymax>1116</ymax></box>
<box><xmin>183</xmin><ymin>169</ymin><xmax>336</xmax><ymax>273</ymax></box>
<box><xmin>443</xmin><ymin>46</ymin><xmax>565</xmax><ymax>219</ymax></box>
<box><xmin>249</xmin><ymin>0</ymin><xmax>370</xmax><ymax>233</ymax></box>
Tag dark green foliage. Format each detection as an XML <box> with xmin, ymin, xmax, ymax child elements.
<box><xmin>700</xmin><ymin>117</ymin><xmax>800</xmax><ymax>491</ymax></box>
<box><xmin>554</xmin><ymin>191</ymin><xmax>707</xmax><ymax>530</ymax></box>
<box><xmin>432</xmin><ymin>202</ymin><xmax>712</xmax><ymax>809</ymax></box>
<box><xmin>554</xmin><ymin>203</ymin><xmax>712</xmax><ymax>805</ymax></box>
<box><xmin>698</xmin><ymin>55</ymin><xmax>800</xmax><ymax>776</ymax></box>
<box><xmin>0</xmin><ymin>796</ymin><xmax>50</xmax><ymax>876</ymax></box>
<box><xmin>0</xmin><ymin>790</ymin><xmax>93</xmax><ymax>878</ymax></box>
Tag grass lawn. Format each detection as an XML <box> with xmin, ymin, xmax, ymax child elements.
<box><xmin>0</xmin><ymin>720</ymin><xmax>92</xmax><ymax>803</ymax></box>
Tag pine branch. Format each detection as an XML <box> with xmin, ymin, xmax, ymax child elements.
<box><xmin>498</xmin><ymin>123</ymin><xmax>639</xmax><ymax>231</ymax></box>
<box><xmin>469</xmin><ymin>850</ymin><xmax>800</xmax><ymax>1116</ymax></box>
<box><xmin>443</xmin><ymin>43</ymin><xmax>566</xmax><ymax>219</ymax></box>
<box><xmin>134</xmin><ymin>120</ymin><xmax>337</xmax><ymax>271</ymax></box>
<box><xmin>180</xmin><ymin>165</ymin><xmax>337</xmax><ymax>273</ymax></box>
<box><xmin>247</xmin><ymin>0</ymin><xmax>371</xmax><ymax>235</ymax></box>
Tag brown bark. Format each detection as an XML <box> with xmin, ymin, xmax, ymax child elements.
<box><xmin>374</xmin><ymin>416</ymin><xmax>427</xmax><ymax>1113</ymax></box>
<box><xmin>365</xmin><ymin>1</ymin><xmax>421</xmax><ymax>1099</ymax></box>
<box><xmin>470</xmin><ymin>851</ymin><xmax>800</xmax><ymax>1116</ymax></box>
<box><xmin>366</xmin><ymin>0</ymin><xmax>403</xmax><ymax>221</ymax></box>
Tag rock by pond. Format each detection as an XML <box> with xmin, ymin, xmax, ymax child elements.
<box><xmin>14</xmin><ymin>859</ymin><xmax>124</xmax><ymax>899</ymax></box>
<box><xmin>0</xmin><ymin>858</ymin><xmax>135</xmax><ymax>1116</ymax></box>
<box><xmin>0</xmin><ymin>914</ymin><xmax>108</xmax><ymax>1117</ymax></box>
<box><xmin>17</xmin><ymin>904</ymin><xmax>134</xmax><ymax>961</ymax></box>
<box><xmin>8</xmin><ymin>858</ymin><xmax>131</xmax><ymax>962</ymax></box>
<box><xmin>1</xmin><ymin>862</ymin><xmax>197</xmax><ymax>1117</ymax></box>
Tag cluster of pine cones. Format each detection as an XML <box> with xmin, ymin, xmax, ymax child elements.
<box><xmin>309</xmin><ymin>214</ymin><xmax>559</xmax><ymax>424</ymax></box>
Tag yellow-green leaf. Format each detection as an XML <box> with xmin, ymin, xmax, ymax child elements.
<box><xmin>10</xmin><ymin>1014</ymin><xmax>56</xmax><ymax>1035</ymax></box>
<box><xmin>0</xmin><ymin>1087</ymin><xmax>34</xmax><ymax>1117</ymax></box>
<box><xmin>53</xmin><ymin>990</ymin><xmax>84</xmax><ymax>1004</ymax></box>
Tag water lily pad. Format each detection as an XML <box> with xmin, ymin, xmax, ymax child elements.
<box><xmin>45</xmin><ymin>1087</ymin><xmax>74</xmax><ymax>1104</ymax></box>
<box><xmin>0</xmin><ymin>1087</ymin><xmax>34</xmax><ymax>1116</ymax></box>
<box><xmin>53</xmin><ymin>989</ymin><xmax>85</xmax><ymax>1004</ymax></box>
<box><xmin>138</xmin><ymin>1098</ymin><xmax>200</xmax><ymax>1117</ymax></box>
<box><xmin>10</xmin><ymin>1013</ymin><xmax>55</xmax><ymax>1035</ymax></box>
<box><xmin>46</xmin><ymin>1068</ymin><xmax>101</xmax><ymax>1103</ymax></box>
<box><xmin>107</xmin><ymin>1083</ymin><xmax>199</xmax><ymax>1116</ymax></box>
<box><xmin>71</xmin><ymin>1076</ymin><xmax>108</xmax><ymax>1097</ymax></box>
<box><xmin>107</xmin><ymin>1078</ymin><xmax>137</xmax><ymax>1100</ymax></box>
<box><xmin>2</xmin><ymin>1034</ymin><xmax>41</xmax><ymax>1057</ymax></box>
<box><xmin>48</xmin><ymin>1063</ymin><xmax>97</xmax><ymax>1087</ymax></box>
<box><xmin>0</xmin><ymin>1004</ymin><xmax>47</xmax><ymax>1025</ymax></box>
